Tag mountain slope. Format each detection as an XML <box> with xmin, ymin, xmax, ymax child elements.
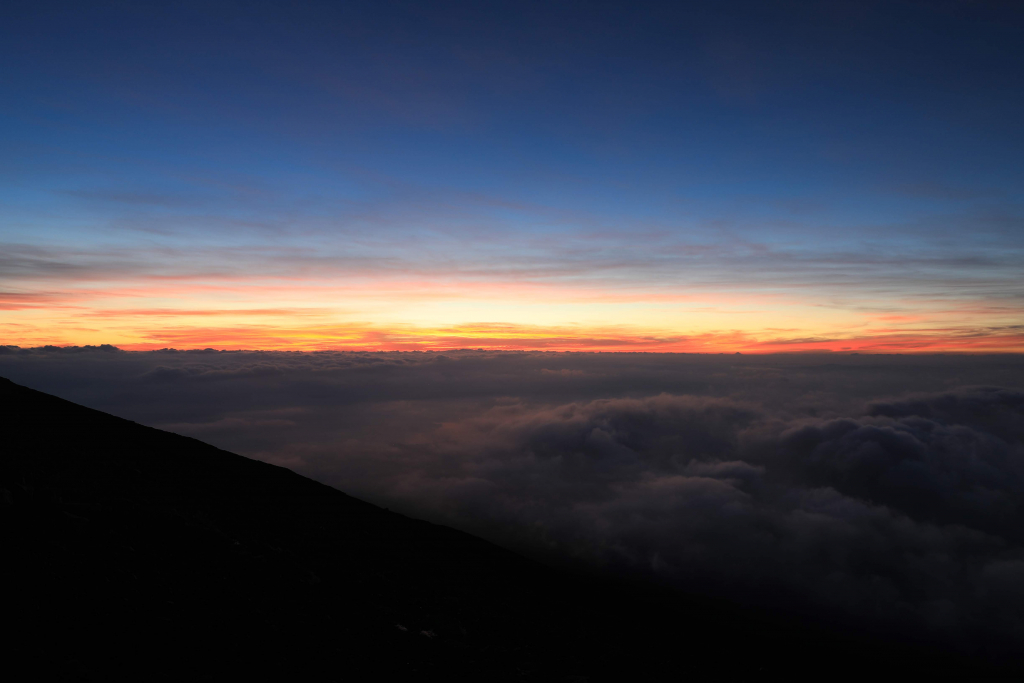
<box><xmin>3</xmin><ymin>376</ymin><xmax>599</xmax><ymax>680</ymax></box>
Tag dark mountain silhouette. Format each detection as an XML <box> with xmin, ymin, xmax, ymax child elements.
<box><xmin>2</xmin><ymin>376</ymin><xmax>1015</xmax><ymax>681</ymax></box>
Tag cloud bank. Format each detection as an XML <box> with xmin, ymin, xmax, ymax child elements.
<box><xmin>4</xmin><ymin>348</ymin><xmax>1024</xmax><ymax>658</ymax></box>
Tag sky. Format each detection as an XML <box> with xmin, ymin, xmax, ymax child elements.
<box><xmin>5</xmin><ymin>347</ymin><xmax>1024</xmax><ymax>656</ymax></box>
<box><xmin>2</xmin><ymin>0</ymin><xmax>1024</xmax><ymax>351</ymax></box>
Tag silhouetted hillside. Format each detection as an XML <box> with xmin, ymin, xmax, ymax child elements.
<box><xmin>1</xmin><ymin>376</ymin><xmax>1015</xmax><ymax>681</ymax></box>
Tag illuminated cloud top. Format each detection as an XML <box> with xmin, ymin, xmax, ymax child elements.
<box><xmin>2</xmin><ymin>1</ymin><xmax>1023</xmax><ymax>351</ymax></box>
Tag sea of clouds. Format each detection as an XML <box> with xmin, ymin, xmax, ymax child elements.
<box><xmin>4</xmin><ymin>346</ymin><xmax>1024</xmax><ymax>656</ymax></box>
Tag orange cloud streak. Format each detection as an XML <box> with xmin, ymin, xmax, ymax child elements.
<box><xmin>4</xmin><ymin>274</ymin><xmax>1023</xmax><ymax>353</ymax></box>
<box><xmin>18</xmin><ymin>321</ymin><xmax>1009</xmax><ymax>353</ymax></box>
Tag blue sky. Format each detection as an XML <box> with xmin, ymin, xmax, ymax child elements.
<box><xmin>2</xmin><ymin>0</ymin><xmax>1023</xmax><ymax>350</ymax></box>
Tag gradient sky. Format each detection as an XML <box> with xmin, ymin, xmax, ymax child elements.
<box><xmin>2</xmin><ymin>0</ymin><xmax>1023</xmax><ymax>352</ymax></box>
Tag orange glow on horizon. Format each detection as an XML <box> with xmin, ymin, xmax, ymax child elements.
<box><xmin>4</xmin><ymin>272</ymin><xmax>1023</xmax><ymax>354</ymax></box>
<box><xmin>4</xmin><ymin>319</ymin><xmax>1022</xmax><ymax>354</ymax></box>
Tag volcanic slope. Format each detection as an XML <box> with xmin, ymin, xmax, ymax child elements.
<box><xmin>1</xmin><ymin>376</ymin><xmax>1010</xmax><ymax>681</ymax></box>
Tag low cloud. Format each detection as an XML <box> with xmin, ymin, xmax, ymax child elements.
<box><xmin>3</xmin><ymin>348</ymin><xmax>1024</xmax><ymax>655</ymax></box>
<box><xmin>362</xmin><ymin>388</ymin><xmax>1024</xmax><ymax>653</ymax></box>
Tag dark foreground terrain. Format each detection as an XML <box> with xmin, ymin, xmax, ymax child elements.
<box><xmin>2</xmin><ymin>376</ymin><xmax>1016</xmax><ymax>681</ymax></box>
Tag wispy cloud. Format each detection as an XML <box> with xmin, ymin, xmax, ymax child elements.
<box><xmin>2</xmin><ymin>217</ymin><xmax>1022</xmax><ymax>351</ymax></box>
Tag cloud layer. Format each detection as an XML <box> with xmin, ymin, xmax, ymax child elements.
<box><xmin>4</xmin><ymin>348</ymin><xmax>1024</xmax><ymax>657</ymax></box>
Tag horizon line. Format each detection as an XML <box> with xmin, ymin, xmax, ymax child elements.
<box><xmin>4</xmin><ymin>343</ymin><xmax>1023</xmax><ymax>356</ymax></box>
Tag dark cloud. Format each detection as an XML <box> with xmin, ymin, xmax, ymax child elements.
<box><xmin>868</xmin><ymin>386</ymin><xmax>1024</xmax><ymax>442</ymax></box>
<box><xmin>774</xmin><ymin>394</ymin><xmax>1024</xmax><ymax>537</ymax></box>
<box><xmin>359</xmin><ymin>387</ymin><xmax>1024</xmax><ymax>652</ymax></box>
<box><xmin>3</xmin><ymin>348</ymin><xmax>1024</xmax><ymax>657</ymax></box>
